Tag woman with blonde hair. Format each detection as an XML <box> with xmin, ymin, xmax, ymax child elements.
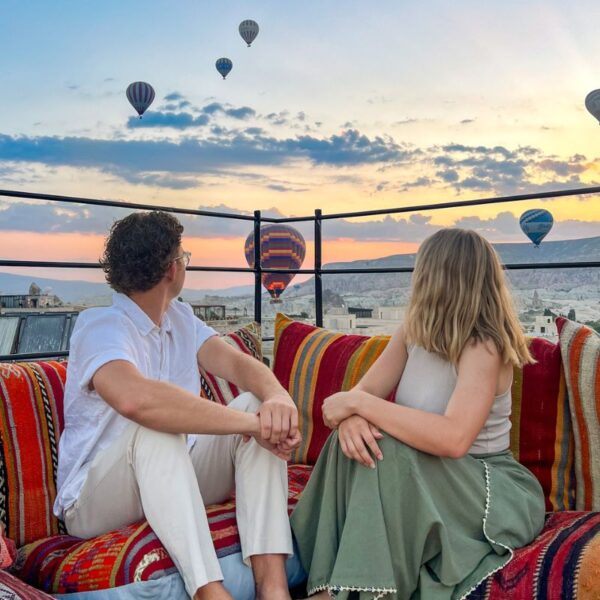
<box><xmin>291</xmin><ymin>228</ymin><xmax>545</xmax><ymax>600</ymax></box>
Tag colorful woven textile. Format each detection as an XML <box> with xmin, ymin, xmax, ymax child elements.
<box><xmin>14</xmin><ymin>464</ymin><xmax>313</xmax><ymax>594</ymax></box>
<box><xmin>272</xmin><ymin>314</ymin><xmax>392</xmax><ymax>464</ymax></box>
<box><xmin>0</xmin><ymin>570</ymin><xmax>54</xmax><ymax>599</ymax></box>
<box><xmin>0</xmin><ymin>361</ymin><xmax>66</xmax><ymax>548</ymax></box>
<box><xmin>467</xmin><ymin>511</ymin><xmax>600</xmax><ymax>599</ymax></box>
<box><xmin>510</xmin><ymin>337</ymin><xmax>576</xmax><ymax>511</ymax></box>
<box><xmin>199</xmin><ymin>323</ymin><xmax>262</xmax><ymax>405</ymax></box>
<box><xmin>557</xmin><ymin>318</ymin><xmax>600</xmax><ymax>511</ymax></box>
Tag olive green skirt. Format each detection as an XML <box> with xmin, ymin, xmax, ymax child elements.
<box><xmin>290</xmin><ymin>432</ymin><xmax>545</xmax><ymax>600</ymax></box>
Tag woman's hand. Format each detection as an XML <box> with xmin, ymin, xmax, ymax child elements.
<box><xmin>338</xmin><ymin>415</ymin><xmax>384</xmax><ymax>468</ymax></box>
<box><xmin>322</xmin><ymin>391</ymin><xmax>357</xmax><ymax>428</ymax></box>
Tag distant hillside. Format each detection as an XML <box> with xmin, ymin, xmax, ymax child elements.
<box><xmin>0</xmin><ymin>272</ymin><xmax>257</xmax><ymax>304</ymax></box>
<box><xmin>0</xmin><ymin>236</ymin><xmax>598</xmax><ymax>304</ymax></box>
<box><xmin>305</xmin><ymin>235</ymin><xmax>600</xmax><ymax>296</ymax></box>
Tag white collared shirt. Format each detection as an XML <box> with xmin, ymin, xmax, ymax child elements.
<box><xmin>53</xmin><ymin>293</ymin><xmax>217</xmax><ymax>519</ymax></box>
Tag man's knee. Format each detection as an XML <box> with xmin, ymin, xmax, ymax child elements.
<box><xmin>228</xmin><ymin>391</ymin><xmax>261</xmax><ymax>413</ymax></box>
<box><xmin>132</xmin><ymin>425</ymin><xmax>188</xmax><ymax>459</ymax></box>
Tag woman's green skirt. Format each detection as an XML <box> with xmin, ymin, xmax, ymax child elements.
<box><xmin>290</xmin><ymin>432</ymin><xmax>545</xmax><ymax>600</ymax></box>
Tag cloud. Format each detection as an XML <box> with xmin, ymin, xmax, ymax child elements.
<box><xmin>0</xmin><ymin>128</ymin><xmax>414</xmax><ymax>187</ymax></box>
<box><xmin>460</xmin><ymin>118</ymin><xmax>475</xmax><ymax>124</ymax></box>
<box><xmin>164</xmin><ymin>92</ymin><xmax>185</xmax><ymax>101</ymax></box>
<box><xmin>394</xmin><ymin>118</ymin><xmax>419</xmax><ymax>125</ymax></box>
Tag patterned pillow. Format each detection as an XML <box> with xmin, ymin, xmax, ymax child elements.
<box><xmin>466</xmin><ymin>511</ymin><xmax>600</xmax><ymax>599</ymax></box>
<box><xmin>199</xmin><ymin>323</ymin><xmax>263</xmax><ymax>405</ymax></box>
<box><xmin>0</xmin><ymin>362</ymin><xmax>67</xmax><ymax>547</ymax></box>
<box><xmin>272</xmin><ymin>314</ymin><xmax>392</xmax><ymax>464</ymax></box>
<box><xmin>0</xmin><ymin>570</ymin><xmax>54</xmax><ymax>599</ymax></box>
<box><xmin>510</xmin><ymin>337</ymin><xmax>576</xmax><ymax>511</ymax></box>
<box><xmin>557</xmin><ymin>317</ymin><xmax>600</xmax><ymax>511</ymax></box>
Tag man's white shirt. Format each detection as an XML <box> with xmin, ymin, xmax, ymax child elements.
<box><xmin>53</xmin><ymin>293</ymin><xmax>217</xmax><ymax>519</ymax></box>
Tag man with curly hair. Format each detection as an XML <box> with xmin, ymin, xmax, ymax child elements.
<box><xmin>53</xmin><ymin>211</ymin><xmax>301</xmax><ymax>600</ymax></box>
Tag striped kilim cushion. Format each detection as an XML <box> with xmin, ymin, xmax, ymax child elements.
<box><xmin>272</xmin><ymin>314</ymin><xmax>393</xmax><ymax>465</ymax></box>
<box><xmin>557</xmin><ymin>317</ymin><xmax>600</xmax><ymax>511</ymax></box>
<box><xmin>0</xmin><ymin>570</ymin><xmax>55</xmax><ymax>599</ymax></box>
<box><xmin>0</xmin><ymin>361</ymin><xmax>67</xmax><ymax>548</ymax></box>
<box><xmin>511</xmin><ymin>337</ymin><xmax>576</xmax><ymax>511</ymax></box>
<box><xmin>14</xmin><ymin>464</ymin><xmax>313</xmax><ymax>594</ymax></box>
<box><xmin>199</xmin><ymin>323</ymin><xmax>262</xmax><ymax>405</ymax></box>
<box><xmin>467</xmin><ymin>511</ymin><xmax>600</xmax><ymax>599</ymax></box>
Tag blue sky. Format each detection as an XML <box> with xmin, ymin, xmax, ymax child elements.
<box><xmin>0</xmin><ymin>0</ymin><xmax>599</xmax><ymax>283</ymax></box>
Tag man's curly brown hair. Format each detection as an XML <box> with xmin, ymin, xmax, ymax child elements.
<box><xmin>100</xmin><ymin>211</ymin><xmax>184</xmax><ymax>294</ymax></box>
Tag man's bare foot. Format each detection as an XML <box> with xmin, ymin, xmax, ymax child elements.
<box><xmin>194</xmin><ymin>581</ymin><xmax>233</xmax><ymax>600</ymax></box>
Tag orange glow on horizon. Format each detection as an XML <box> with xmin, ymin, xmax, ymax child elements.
<box><xmin>0</xmin><ymin>231</ymin><xmax>419</xmax><ymax>289</ymax></box>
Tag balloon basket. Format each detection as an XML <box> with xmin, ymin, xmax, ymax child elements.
<box><xmin>269</xmin><ymin>299</ymin><xmax>282</xmax><ymax>304</ymax></box>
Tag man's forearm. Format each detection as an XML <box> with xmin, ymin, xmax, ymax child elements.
<box><xmin>233</xmin><ymin>353</ymin><xmax>288</xmax><ymax>402</ymax></box>
<box><xmin>127</xmin><ymin>378</ymin><xmax>260</xmax><ymax>436</ymax></box>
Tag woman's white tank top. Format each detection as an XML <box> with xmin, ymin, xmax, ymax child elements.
<box><xmin>394</xmin><ymin>345</ymin><xmax>512</xmax><ymax>455</ymax></box>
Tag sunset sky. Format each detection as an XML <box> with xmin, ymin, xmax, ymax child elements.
<box><xmin>0</xmin><ymin>0</ymin><xmax>599</xmax><ymax>289</ymax></box>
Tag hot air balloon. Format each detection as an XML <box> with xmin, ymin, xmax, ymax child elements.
<box><xmin>585</xmin><ymin>89</ymin><xmax>600</xmax><ymax>124</ymax></box>
<box><xmin>519</xmin><ymin>209</ymin><xmax>553</xmax><ymax>247</ymax></box>
<box><xmin>244</xmin><ymin>224</ymin><xmax>306</xmax><ymax>302</ymax></box>
<box><xmin>126</xmin><ymin>82</ymin><xmax>155</xmax><ymax>118</ymax></box>
<box><xmin>239</xmin><ymin>20</ymin><xmax>259</xmax><ymax>47</ymax></box>
<box><xmin>216</xmin><ymin>58</ymin><xmax>233</xmax><ymax>80</ymax></box>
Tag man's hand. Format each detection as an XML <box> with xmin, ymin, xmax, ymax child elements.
<box><xmin>338</xmin><ymin>415</ymin><xmax>384</xmax><ymax>469</ymax></box>
<box><xmin>322</xmin><ymin>391</ymin><xmax>357</xmax><ymax>429</ymax></box>
<box><xmin>258</xmin><ymin>391</ymin><xmax>301</xmax><ymax>447</ymax></box>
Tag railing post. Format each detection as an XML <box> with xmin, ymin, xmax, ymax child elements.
<box><xmin>315</xmin><ymin>209</ymin><xmax>323</xmax><ymax>327</ymax></box>
<box><xmin>253</xmin><ymin>210</ymin><xmax>262</xmax><ymax>326</ymax></box>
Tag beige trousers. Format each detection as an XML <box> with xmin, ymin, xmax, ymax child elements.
<box><xmin>64</xmin><ymin>392</ymin><xmax>293</xmax><ymax>598</ymax></box>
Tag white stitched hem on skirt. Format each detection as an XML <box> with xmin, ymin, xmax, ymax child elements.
<box><xmin>457</xmin><ymin>459</ymin><xmax>515</xmax><ymax>600</ymax></box>
<box><xmin>308</xmin><ymin>583</ymin><xmax>397</xmax><ymax>600</ymax></box>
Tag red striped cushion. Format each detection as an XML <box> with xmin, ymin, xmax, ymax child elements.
<box><xmin>272</xmin><ymin>314</ymin><xmax>393</xmax><ymax>465</ymax></box>
<box><xmin>0</xmin><ymin>570</ymin><xmax>54</xmax><ymax>599</ymax></box>
<box><xmin>14</xmin><ymin>464</ymin><xmax>313</xmax><ymax>594</ymax></box>
<box><xmin>557</xmin><ymin>317</ymin><xmax>600</xmax><ymax>511</ymax></box>
<box><xmin>467</xmin><ymin>511</ymin><xmax>600</xmax><ymax>599</ymax></box>
<box><xmin>199</xmin><ymin>323</ymin><xmax>262</xmax><ymax>405</ymax></box>
<box><xmin>511</xmin><ymin>338</ymin><xmax>576</xmax><ymax>511</ymax></box>
<box><xmin>0</xmin><ymin>362</ymin><xmax>67</xmax><ymax>548</ymax></box>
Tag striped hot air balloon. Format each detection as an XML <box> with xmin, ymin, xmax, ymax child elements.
<box><xmin>239</xmin><ymin>20</ymin><xmax>259</xmax><ymax>47</ymax></box>
<box><xmin>244</xmin><ymin>224</ymin><xmax>306</xmax><ymax>302</ymax></box>
<box><xmin>585</xmin><ymin>89</ymin><xmax>600</xmax><ymax>124</ymax></box>
<box><xmin>519</xmin><ymin>209</ymin><xmax>554</xmax><ymax>247</ymax></box>
<box><xmin>216</xmin><ymin>58</ymin><xmax>233</xmax><ymax>80</ymax></box>
<box><xmin>126</xmin><ymin>82</ymin><xmax>155</xmax><ymax>118</ymax></box>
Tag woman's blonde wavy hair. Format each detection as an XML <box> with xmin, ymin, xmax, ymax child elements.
<box><xmin>404</xmin><ymin>228</ymin><xmax>533</xmax><ymax>367</ymax></box>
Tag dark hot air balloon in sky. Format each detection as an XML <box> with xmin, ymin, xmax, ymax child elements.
<box><xmin>244</xmin><ymin>225</ymin><xmax>306</xmax><ymax>302</ymax></box>
<box><xmin>126</xmin><ymin>82</ymin><xmax>155</xmax><ymax>118</ymax></box>
<box><xmin>519</xmin><ymin>209</ymin><xmax>553</xmax><ymax>247</ymax></box>
<box><xmin>239</xmin><ymin>20</ymin><xmax>259</xmax><ymax>47</ymax></box>
<box><xmin>585</xmin><ymin>89</ymin><xmax>600</xmax><ymax>124</ymax></box>
<box><xmin>216</xmin><ymin>58</ymin><xmax>233</xmax><ymax>79</ymax></box>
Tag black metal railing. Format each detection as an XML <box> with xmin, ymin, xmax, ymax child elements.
<box><xmin>1</xmin><ymin>185</ymin><xmax>599</xmax><ymax>360</ymax></box>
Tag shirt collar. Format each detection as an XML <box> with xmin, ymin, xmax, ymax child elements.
<box><xmin>112</xmin><ymin>293</ymin><xmax>173</xmax><ymax>336</ymax></box>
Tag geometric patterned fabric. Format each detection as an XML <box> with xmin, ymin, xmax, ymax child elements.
<box><xmin>199</xmin><ymin>323</ymin><xmax>263</xmax><ymax>405</ymax></box>
<box><xmin>557</xmin><ymin>317</ymin><xmax>600</xmax><ymax>511</ymax></box>
<box><xmin>511</xmin><ymin>337</ymin><xmax>576</xmax><ymax>511</ymax></box>
<box><xmin>466</xmin><ymin>511</ymin><xmax>600</xmax><ymax>599</ymax></box>
<box><xmin>0</xmin><ymin>361</ymin><xmax>66</xmax><ymax>547</ymax></box>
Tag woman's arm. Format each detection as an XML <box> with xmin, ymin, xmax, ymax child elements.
<box><xmin>324</xmin><ymin>338</ymin><xmax>502</xmax><ymax>458</ymax></box>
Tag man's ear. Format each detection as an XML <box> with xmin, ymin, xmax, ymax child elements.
<box><xmin>164</xmin><ymin>260</ymin><xmax>177</xmax><ymax>282</ymax></box>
